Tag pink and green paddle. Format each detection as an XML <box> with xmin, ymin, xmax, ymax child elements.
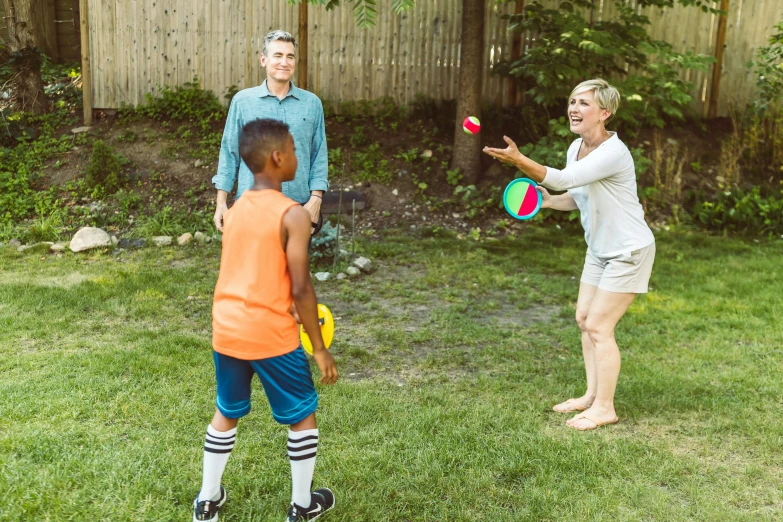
<box><xmin>503</xmin><ymin>178</ymin><xmax>542</xmax><ymax>220</ymax></box>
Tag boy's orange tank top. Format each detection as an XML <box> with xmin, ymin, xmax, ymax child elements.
<box><xmin>212</xmin><ymin>189</ymin><xmax>300</xmax><ymax>360</ymax></box>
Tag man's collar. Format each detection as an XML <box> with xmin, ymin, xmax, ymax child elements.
<box><xmin>259</xmin><ymin>79</ymin><xmax>300</xmax><ymax>100</ymax></box>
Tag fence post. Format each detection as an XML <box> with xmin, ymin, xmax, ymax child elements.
<box><xmin>708</xmin><ymin>0</ymin><xmax>730</xmax><ymax>119</ymax></box>
<box><xmin>79</xmin><ymin>0</ymin><xmax>92</xmax><ymax>125</ymax></box>
<box><xmin>298</xmin><ymin>1</ymin><xmax>308</xmax><ymax>91</ymax></box>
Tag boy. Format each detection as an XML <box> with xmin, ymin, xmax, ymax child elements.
<box><xmin>193</xmin><ymin>118</ymin><xmax>338</xmax><ymax>522</ymax></box>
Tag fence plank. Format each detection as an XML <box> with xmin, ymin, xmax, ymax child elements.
<box><xmin>44</xmin><ymin>0</ymin><xmax>783</xmax><ymax>116</ymax></box>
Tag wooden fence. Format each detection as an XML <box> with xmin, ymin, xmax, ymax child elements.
<box><xmin>76</xmin><ymin>0</ymin><xmax>783</xmax><ymax>116</ymax></box>
<box><xmin>0</xmin><ymin>0</ymin><xmax>80</xmax><ymax>62</ymax></box>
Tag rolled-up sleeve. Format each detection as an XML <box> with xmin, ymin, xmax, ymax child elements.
<box><xmin>542</xmin><ymin>147</ymin><xmax>623</xmax><ymax>191</ymax></box>
<box><xmin>308</xmin><ymin>100</ymin><xmax>329</xmax><ymax>193</ymax></box>
<box><xmin>212</xmin><ymin>98</ymin><xmax>241</xmax><ymax>193</ymax></box>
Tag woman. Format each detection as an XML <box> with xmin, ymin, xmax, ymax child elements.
<box><xmin>483</xmin><ymin>78</ymin><xmax>655</xmax><ymax>431</ymax></box>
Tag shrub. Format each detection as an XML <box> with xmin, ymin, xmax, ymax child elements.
<box><xmin>84</xmin><ymin>140</ymin><xmax>126</xmax><ymax>196</ymax></box>
<box><xmin>697</xmin><ymin>186</ymin><xmax>783</xmax><ymax>236</ymax></box>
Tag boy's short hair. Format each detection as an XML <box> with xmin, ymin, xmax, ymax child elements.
<box><xmin>262</xmin><ymin>30</ymin><xmax>297</xmax><ymax>55</ymax></box>
<box><xmin>239</xmin><ymin>119</ymin><xmax>292</xmax><ymax>174</ymax></box>
<box><xmin>569</xmin><ymin>78</ymin><xmax>621</xmax><ymax>120</ymax></box>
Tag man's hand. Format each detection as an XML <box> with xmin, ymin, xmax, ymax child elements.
<box><xmin>303</xmin><ymin>195</ymin><xmax>322</xmax><ymax>233</ymax></box>
<box><xmin>213</xmin><ymin>202</ymin><xmax>228</xmax><ymax>232</ymax></box>
<box><xmin>312</xmin><ymin>348</ymin><xmax>338</xmax><ymax>385</ymax></box>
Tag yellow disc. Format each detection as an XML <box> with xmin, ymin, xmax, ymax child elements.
<box><xmin>300</xmin><ymin>304</ymin><xmax>334</xmax><ymax>355</ymax></box>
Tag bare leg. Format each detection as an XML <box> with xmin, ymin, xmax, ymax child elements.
<box><xmin>291</xmin><ymin>412</ymin><xmax>317</xmax><ymax>431</ymax></box>
<box><xmin>553</xmin><ymin>283</ymin><xmax>599</xmax><ymax>412</ymax></box>
<box><xmin>211</xmin><ymin>409</ymin><xmax>239</xmax><ymax>432</ymax></box>
<box><xmin>568</xmin><ymin>288</ymin><xmax>636</xmax><ymax>430</ymax></box>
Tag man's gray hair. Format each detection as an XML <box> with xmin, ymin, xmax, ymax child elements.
<box><xmin>263</xmin><ymin>30</ymin><xmax>297</xmax><ymax>56</ymax></box>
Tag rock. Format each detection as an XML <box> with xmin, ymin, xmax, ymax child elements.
<box><xmin>314</xmin><ymin>272</ymin><xmax>332</xmax><ymax>282</ymax></box>
<box><xmin>70</xmin><ymin>227</ymin><xmax>112</xmax><ymax>252</ymax></box>
<box><xmin>339</xmin><ymin>249</ymin><xmax>351</xmax><ymax>259</ymax></box>
<box><xmin>152</xmin><ymin>236</ymin><xmax>173</xmax><ymax>247</ymax></box>
<box><xmin>352</xmin><ymin>256</ymin><xmax>372</xmax><ymax>272</ymax></box>
<box><xmin>336</xmin><ymin>272</ymin><xmax>347</xmax><ymax>280</ymax></box>
<box><xmin>392</xmin><ymin>189</ymin><xmax>399</xmax><ymax>196</ymax></box>
<box><xmin>71</xmin><ymin>126</ymin><xmax>92</xmax><ymax>134</ymax></box>
<box><xmin>118</xmin><ymin>238</ymin><xmax>146</xmax><ymax>249</ymax></box>
<box><xmin>50</xmin><ymin>243</ymin><xmax>67</xmax><ymax>253</ymax></box>
<box><xmin>194</xmin><ymin>231</ymin><xmax>208</xmax><ymax>244</ymax></box>
<box><xmin>177</xmin><ymin>233</ymin><xmax>193</xmax><ymax>246</ymax></box>
<box><xmin>9</xmin><ymin>239</ymin><xmax>22</xmax><ymax>248</ymax></box>
<box><xmin>346</xmin><ymin>267</ymin><xmax>361</xmax><ymax>276</ymax></box>
<box><xmin>194</xmin><ymin>159</ymin><xmax>203</xmax><ymax>168</ymax></box>
<box><xmin>421</xmin><ymin>149</ymin><xmax>433</xmax><ymax>158</ymax></box>
<box><xmin>111</xmin><ymin>235</ymin><xmax>119</xmax><ymax>245</ymax></box>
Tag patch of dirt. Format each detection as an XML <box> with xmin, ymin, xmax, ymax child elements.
<box><xmin>0</xmin><ymin>271</ymin><xmax>92</xmax><ymax>288</ymax></box>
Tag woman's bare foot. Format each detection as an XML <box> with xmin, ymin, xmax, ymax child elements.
<box><xmin>566</xmin><ymin>406</ymin><xmax>618</xmax><ymax>430</ymax></box>
<box><xmin>552</xmin><ymin>396</ymin><xmax>593</xmax><ymax>413</ymax></box>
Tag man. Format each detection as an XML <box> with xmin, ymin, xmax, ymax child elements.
<box><xmin>212</xmin><ymin>30</ymin><xmax>328</xmax><ymax>232</ymax></box>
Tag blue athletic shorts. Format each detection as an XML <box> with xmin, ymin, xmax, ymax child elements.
<box><xmin>213</xmin><ymin>347</ymin><xmax>318</xmax><ymax>425</ymax></box>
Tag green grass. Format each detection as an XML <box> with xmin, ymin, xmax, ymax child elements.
<box><xmin>1</xmin><ymin>227</ymin><xmax>782</xmax><ymax>521</ymax></box>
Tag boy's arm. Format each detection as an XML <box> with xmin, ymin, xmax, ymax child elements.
<box><xmin>283</xmin><ymin>205</ymin><xmax>338</xmax><ymax>385</ymax></box>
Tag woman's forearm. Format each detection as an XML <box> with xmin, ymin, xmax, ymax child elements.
<box><xmin>515</xmin><ymin>155</ymin><xmax>548</xmax><ymax>183</ymax></box>
<box><xmin>549</xmin><ymin>193</ymin><xmax>578</xmax><ymax>211</ymax></box>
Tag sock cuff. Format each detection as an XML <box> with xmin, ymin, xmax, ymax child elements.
<box><xmin>287</xmin><ymin>428</ymin><xmax>319</xmax><ymax>461</ymax></box>
<box><xmin>207</xmin><ymin>424</ymin><xmax>237</xmax><ymax>438</ymax></box>
<box><xmin>287</xmin><ymin>428</ymin><xmax>318</xmax><ymax>441</ymax></box>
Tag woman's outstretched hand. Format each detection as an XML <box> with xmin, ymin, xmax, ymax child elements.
<box><xmin>537</xmin><ymin>186</ymin><xmax>552</xmax><ymax>208</ymax></box>
<box><xmin>482</xmin><ymin>136</ymin><xmax>523</xmax><ymax>165</ymax></box>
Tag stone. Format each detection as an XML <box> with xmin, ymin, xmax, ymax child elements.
<box><xmin>50</xmin><ymin>243</ymin><xmax>67</xmax><ymax>253</ymax></box>
<box><xmin>353</xmin><ymin>257</ymin><xmax>372</xmax><ymax>272</ymax></box>
<box><xmin>118</xmin><ymin>238</ymin><xmax>146</xmax><ymax>249</ymax></box>
<box><xmin>392</xmin><ymin>189</ymin><xmax>399</xmax><ymax>196</ymax></box>
<box><xmin>421</xmin><ymin>149</ymin><xmax>433</xmax><ymax>158</ymax></box>
<box><xmin>194</xmin><ymin>231</ymin><xmax>208</xmax><ymax>244</ymax></box>
<box><xmin>111</xmin><ymin>235</ymin><xmax>119</xmax><ymax>245</ymax></box>
<box><xmin>346</xmin><ymin>266</ymin><xmax>361</xmax><ymax>276</ymax></box>
<box><xmin>177</xmin><ymin>233</ymin><xmax>193</xmax><ymax>246</ymax></box>
<box><xmin>70</xmin><ymin>227</ymin><xmax>112</xmax><ymax>252</ymax></box>
<box><xmin>336</xmin><ymin>272</ymin><xmax>347</xmax><ymax>280</ymax></box>
<box><xmin>194</xmin><ymin>159</ymin><xmax>203</xmax><ymax>168</ymax></box>
<box><xmin>9</xmin><ymin>239</ymin><xmax>21</xmax><ymax>248</ymax></box>
<box><xmin>71</xmin><ymin>126</ymin><xmax>92</xmax><ymax>134</ymax></box>
<box><xmin>152</xmin><ymin>236</ymin><xmax>173</xmax><ymax>247</ymax></box>
<box><xmin>314</xmin><ymin>272</ymin><xmax>332</xmax><ymax>282</ymax></box>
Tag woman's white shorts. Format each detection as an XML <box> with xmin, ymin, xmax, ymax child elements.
<box><xmin>580</xmin><ymin>242</ymin><xmax>656</xmax><ymax>294</ymax></box>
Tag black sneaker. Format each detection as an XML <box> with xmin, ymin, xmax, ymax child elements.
<box><xmin>285</xmin><ymin>488</ymin><xmax>335</xmax><ymax>521</ymax></box>
<box><xmin>193</xmin><ymin>486</ymin><xmax>227</xmax><ymax>522</ymax></box>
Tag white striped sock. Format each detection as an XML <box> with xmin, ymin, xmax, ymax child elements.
<box><xmin>198</xmin><ymin>424</ymin><xmax>236</xmax><ymax>502</ymax></box>
<box><xmin>288</xmin><ymin>428</ymin><xmax>319</xmax><ymax>508</ymax></box>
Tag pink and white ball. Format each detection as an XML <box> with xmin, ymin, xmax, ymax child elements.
<box><xmin>462</xmin><ymin>116</ymin><xmax>480</xmax><ymax>135</ymax></box>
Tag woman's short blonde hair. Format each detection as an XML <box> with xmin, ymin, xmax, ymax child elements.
<box><xmin>569</xmin><ymin>78</ymin><xmax>620</xmax><ymax>119</ymax></box>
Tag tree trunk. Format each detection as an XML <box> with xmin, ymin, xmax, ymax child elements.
<box><xmin>450</xmin><ymin>0</ymin><xmax>485</xmax><ymax>184</ymax></box>
<box><xmin>2</xmin><ymin>0</ymin><xmax>49</xmax><ymax>114</ymax></box>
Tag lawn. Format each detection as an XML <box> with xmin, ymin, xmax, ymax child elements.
<box><xmin>1</xmin><ymin>226</ymin><xmax>781</xmax><ymax>521</ymax></box>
